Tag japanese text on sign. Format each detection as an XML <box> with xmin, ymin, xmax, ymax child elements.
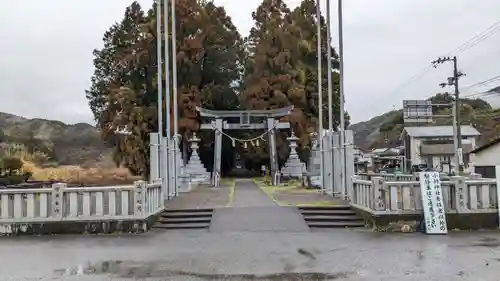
<box><xmin>419</xmin><ymin>172</ymin><xmax>448</xmax><ymax>234</ymax></box>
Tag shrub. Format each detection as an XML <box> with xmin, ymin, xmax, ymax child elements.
<box><xmin>0</xmin><ymin>157</ymin><xmax>23</xmax><ymax>176</ymax></box>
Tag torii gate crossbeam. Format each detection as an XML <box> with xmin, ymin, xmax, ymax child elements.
<box><xmin>196</xmin><ymin>106</ymin><xmax>293</xmax><ymax>186</ymax></box>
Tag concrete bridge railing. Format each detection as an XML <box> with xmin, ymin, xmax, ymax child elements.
<box><xmin>0</xmin><ymin>180</ymin><xmax>163</xmax><ymax>226</ymax></box>
<box><xmin>356</xmin><ymin>172</ymin><xmax>454</xmax><ymax>182</ymax></box>
<box><xmin>351</xmin><ymin>176</ymin><xmax>497</xmax><ymax>215</ymax></box>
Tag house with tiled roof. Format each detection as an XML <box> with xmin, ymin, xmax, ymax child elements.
<box><xmin>401</xmin><ymin>125</ymin><xmax>480</xmax><ymax>173</ymax></box>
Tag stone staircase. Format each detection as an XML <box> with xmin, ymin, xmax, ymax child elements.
<box><xmin>298</xmin><ymin>206</ymin><xmax>364</xmax><ymax>228</ymax></box>
<box><xmin>153</xmin><ymin>208</ymin><xmax>214</xmax><ymax>229</ymax></box>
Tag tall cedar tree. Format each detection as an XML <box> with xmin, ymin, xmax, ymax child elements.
<box><xmin>240</xmin><ymin>0</ymin><xmax>348</xmax><ymax>169</ymax></box>
<box><xmin>195</xmin><ymin>2</ymin><xmax>246</xmax><ymax>174</ymax></box>
<box><xmin>290</xmin><ymin>0</ymin><xmax>347</xmax><ymax>130</ymax></box>
<box><xmin>240</xmin><ymin>0</ymin><xmax>299</xmax><ymax>169</ymax></box>
<box><xmin>86</xmin><ymin>2</ymin><xmax>152</xmax><ymax>176</ymax></box>
<box><xmin>86</xmin><ymin>1</ymin><xmax>244</xmax><ymax>177</ymax></box>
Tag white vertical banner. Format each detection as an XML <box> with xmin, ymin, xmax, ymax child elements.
<box><xmin>495</xmin><ymin>165</ymin><xmax>500</xmax><ymax>228</ymax></box>
<box><xmin>419</xmin><ymin>172</ymin><xmax>448</xmax><ymax>234</ymax></box>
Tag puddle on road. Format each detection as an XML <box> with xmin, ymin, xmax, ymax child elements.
<box><xmin>473</xmin><ymin>237</ymin><xmax>500</xmax><ymax>248</ymax></box>
<box><xmin>54</xmin><ymin>260</ymin><xmax>353</xmax><ymax>280</ymax></box>
<box><xmin>450</xmin><ymin>237</ymin><xmax>500</xmax><ymax>248</ymax></box>
<box><xmin>465</xmin><ymin>237</ymin><xmax>500</xmax><ymax>248</ymax></box>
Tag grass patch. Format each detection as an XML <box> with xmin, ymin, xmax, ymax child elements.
<box><xmin>23</xmin><ymin>162</ymin><xmax>140</xmax><ymax>186</ymax></box>
<box><xmin>296</xmin><ymin>201</ymin><xmax>338</xmax><ymax>207</ymax></box>
<box><xmin>253</xmin><ymin>178</ymin><xmax>339</xmax><ymax>207</ymax></box>
<box><xmin>253</xmin><ymin>178</ymin><xmax>313</xmax><ymax>206</ymax></box>
<box><xmin>224</xmin><ymin>178</ymin><xmax>236</xmax><ymax>207</ymax></box>
<box><xmin>252</xmin><ymin>179</ymin><xmax>284</xmax><ymax>206</ymax></box>
<box><xmin>220</xmin><ymin>178</ymin><xmax>235</xmax><ymax>186</ymax></box>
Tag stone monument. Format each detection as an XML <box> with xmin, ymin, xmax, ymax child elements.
<box><xmin>184</xmin><ymin>133</ymin><xmax>210</xmax><ymax>185</ymax></box>
<box><xmin>281</xmin><ymin>132</ymin><xmax>305</xmax><ymax>178</ymax></box>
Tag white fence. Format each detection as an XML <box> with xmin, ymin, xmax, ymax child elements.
<box><xmin>0</xmin><ymin>180</ymin><xmax>163</xmax><ymax>223</ymax></box>
<box><xmin>308</xmin><ymin>130</ymin><xmax>355</xmax><ymax>196</ymax></box>
<box><xmin>351</xmin><ymin>176</ymin><xmax>498</xmax><ymax>215</ymax></box>
<box><xmin>356</xmin><ymin>173</ymin><xmax>416</xmax><ymax>182</ymax></box>
<box><xmin>356</xmin><ymin>172</ymin><xmax>455</xmax><ymax>182</ymax></box>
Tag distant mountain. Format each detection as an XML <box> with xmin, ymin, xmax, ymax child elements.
<box><xmin>487</xmin><ymin>85</ymin><xmax>500</xmax><ymax>93</ymax></box>
<box><xmin>0</xmin><ymin>112</ymin><xmax>110</xmax><ymax>165</ymax></box>
<box><xmin>348</xmin><ymin>110</ymin><xmax>401</xmax><ymax>150</ymax></box>
<box><xmin>481</xmin><ymin>86</ymin><xmax>500</xmax><ymax>108</ymax></box>
<box><xmin>349</xmin><ymin>93</ymin><xmax>500</xmax><ymax>150</ymax></box>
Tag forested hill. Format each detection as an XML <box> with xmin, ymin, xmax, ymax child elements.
<box><xmin>349</xmin><ymin>93</ymin><xmax>500</xmax><ymax>150</ymax></box>
<box><xmin>0</xmin><ymin>112</ymin><xmax>108</xmax><ymax>165</ymax></box>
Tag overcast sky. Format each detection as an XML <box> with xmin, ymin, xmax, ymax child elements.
<box><xmin>1</xmin><ymin>0</ymin><xmax>500</xmax><ymax>125</ymax></box>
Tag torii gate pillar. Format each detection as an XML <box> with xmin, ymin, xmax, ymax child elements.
<box><xmin>197</xmin><ymin>106</ymin><xmax>293</xmax><ymax>186</ymax></box>
<box><xmin>267</xmin><ymin>117</ymin><xmax>279</xmax><ymax>182</ymax></box>
<box><xmin>213</xmin><ymin>118</ymin><xmax>223</xmax><ymax>186</ymax></box>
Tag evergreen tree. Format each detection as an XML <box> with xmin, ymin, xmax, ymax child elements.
<box><xmin>86</xmin><ymin>1</ymin><xmax>244</xmax><ymax>176</ymax></box>
<box><xmin>239</xmin><ymin>0</ymin><xmax>349</xmax><ymax>168</ymax></box>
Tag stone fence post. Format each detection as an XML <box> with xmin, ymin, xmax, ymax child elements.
<box><xmin>371</xmin><ymin>177</ymin><xmax>385</xmax><ymax>211</ymax></box>
<box><xmin>349</xmin><ymin>175</ymin><xmax>360</xmax><ymax>204</ymax></box>
<box><xmin>149</xmin><ymin>133</ymin><xmax>160</xmax><ymax>183</ymax></box>
<box><xmin>134</xmin><ymin>180</ymin><xmax>147</xmax><ymax>217</ymax></box>
<box><xmin>451</xmin><ymin>176</ymin><xmax>468</xmax><ymax>213</ymax></box>
<box><xmin>51</xmin><ymin>183</ymin><xmax>66</xmax><ymax>218</ymax></box>
<box><xmin>153</xmin><ymin>178</ymin><xmax>164</xmax><ymax>209</ymax></box>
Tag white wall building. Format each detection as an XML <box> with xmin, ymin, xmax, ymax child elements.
<box><xmin>470</xmin><ymin>137</ymin><xmax>500</xmax><ymax>178</ymax></box>
<box><xmin>402</xmin><ymin>125</ymin><xmax>480</xmax><ymax>173</ymax></box>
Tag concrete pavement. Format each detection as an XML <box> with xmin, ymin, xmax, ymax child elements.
<box><xmin>227</xmin><ymin>179</ymin><xmax>276</xmax><ymax>207</ymax></box>
<box><xmin>210</xmin><ymin>179</ymin><xmax>309</xmax><ymax>232</ymax></box>
<box><xmin>1</xmin><ymin>179</ymin><xmax>499</xmax><ymax>280</ymax></box>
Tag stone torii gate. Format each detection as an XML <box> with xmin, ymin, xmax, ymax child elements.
<box><xmin>196</xmin><ymin>106</ymin><xmax>293</xmax><ymax>186</ymax></box>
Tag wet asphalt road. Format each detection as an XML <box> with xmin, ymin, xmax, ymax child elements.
<box><xmin>1</xmin><ymin>180</ymin><xmax>500</xmax><ymax>280</ymax></box>
<box><xmin>2</xmin><ymin>230</ymin><xmax>500</xmax><ymax>280</ymax></box>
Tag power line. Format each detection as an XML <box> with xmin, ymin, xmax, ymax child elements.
<box><xmin>462</xmin><ymin>88</ymin><xmax>500</xmax><ymax>99</ymax></box>
<box><xmin>459</xmin><ymin>74</ymin><xmax>500</xmax><ymax>99</ymax></box>
<box><xmin>445</xmin><ymin>20</ymin><xmax>500</xmax><ymax>55</ymax></box>
<box><xmin>461</xmin><ymin>74</ymin><xmax>500</xmax><ymax>92</ymax></box>
<box><xmin>381</xmin><ymin>19</ymin><xmax>500</xmax><ymax>103</ymax></box>
<box><xmin>384</xmin><ymin>65</ymin><xmax>434</xmax><ymax>100</ymax></box>
<box><xmin>462</xmin><ymin>91</ymin><xmax>500</xmax><ymax>100</ymax></box>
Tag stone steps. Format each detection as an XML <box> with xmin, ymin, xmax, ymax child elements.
<box><xmin>298</xmin><ymin>206</ymin><xmax>364</xmax><ymax>228</ymax></box>
<box><xmin>153</xmin><ymin>208</ymin><xmax>214</xmax><ymax>229</ymax></box>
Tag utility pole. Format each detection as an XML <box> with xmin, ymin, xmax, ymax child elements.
<box><xmin>432</xmin><ymin>56</ymin><xmax>465</xmax><ymax>175</ymax></box>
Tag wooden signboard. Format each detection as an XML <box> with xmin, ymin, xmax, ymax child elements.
<box><xmin>419</xmin><ymin>172</ymin><xmax>448</xmax><ymax>234</ymax></box>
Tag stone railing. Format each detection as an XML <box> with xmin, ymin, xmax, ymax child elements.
<box><xmin>357</xmin><ymin>173</ymin><xmax>416</xmax><ymax>182</ymax></box>
<box><xmin>0</xmin><ymin>180</ymin><xmax>163</xmax><ymax>224</ymax></box>
<box><xmin>357</xmin><ymin>172</ymin><xmax>453</xmax><ymax>182</ymax></box>
<box><xmin>351</xmin><ymin>176</ymin><xmax>498</xmax><ymax>215</ymax></box>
